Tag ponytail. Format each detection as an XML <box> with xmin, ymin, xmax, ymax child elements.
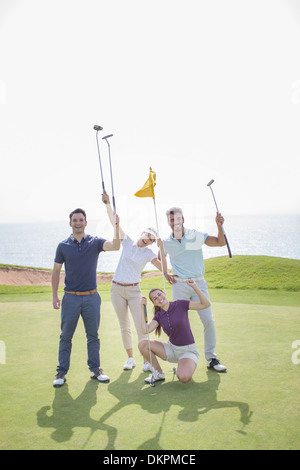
<box><xmin>148</xmin><ymin>288</ymin><xmax>163</xmax><ymax>337</ymax></box>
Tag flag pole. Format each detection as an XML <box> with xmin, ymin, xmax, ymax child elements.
<box><xmin>134</xmin><ymin>166</ymin><xmax>167</xmax><ymax>294</ymax></box>
<box><xmin>153</xmin><ymin>185</ymin><xmax>175</xmax><ymax>375</ymax></box>
<box><xmin>152</xmin><ymin>194</ymin><xmax>167</xmax><ymax>295</ymax></box>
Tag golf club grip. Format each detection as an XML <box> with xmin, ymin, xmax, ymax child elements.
<box><xmin>101</xmin><ymin>182</ymin><xmax>107</xmax><ymax>203</ymax></box>
<box><xmin>221</xmin><ymin>225</ymin><xmax>232</xmax><ymax>258</ymax></box>
<box><xmin>224</xmin><ymin>234</ymin><xmax>232</xmax><ymax>258</ymax></box>
<box><xmin>143</xmin><ymin>304</ymin><xmax>148</xmax><ymax>323</ymax></box>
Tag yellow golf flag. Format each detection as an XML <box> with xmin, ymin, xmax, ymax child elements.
<box><xmin>134</xmin><ymin>167</ymin><xmax>156</xmax><ymax>199</ymax></box>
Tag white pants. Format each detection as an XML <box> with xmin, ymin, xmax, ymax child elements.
<box><xmin>172</xmin><ymin>279</ymin><xmax>217</xmax><ymax>361</ymax></box>
<box><xmin>110</xmin><ymin>283</ymin><xmax>147</xmax><ymax>351</ymax></box>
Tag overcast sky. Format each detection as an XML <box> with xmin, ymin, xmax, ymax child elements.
<box><xmin>1</xmin><ymin>0</ymin><xmax>300</xmax><ymax>238</ymax></box>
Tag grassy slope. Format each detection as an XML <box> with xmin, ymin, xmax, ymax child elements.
<box><xmin>1</xmin><ymin>256</ymin><xmax>299</xmax><ymax>306</ymax></box>
<box><xmin>204</xmin><ymin>255</ymin><xmax>300</xmax><ymax>291</ymax></box>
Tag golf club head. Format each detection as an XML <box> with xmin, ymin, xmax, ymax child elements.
<box><xmin>93</xmin><ymin>125</ymin><xmax>103</xmax><ymax>131</ymax></box>
<box><xmin>207</xmin><ymin>179</ymin><xmax>214</xmax><ymax>187</ymax></box>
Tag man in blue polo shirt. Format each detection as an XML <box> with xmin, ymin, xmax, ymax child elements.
<box><xmin>51</xmin><ymin>207</ymin><xmax>120</xmax><ymax>387</ymax></box>
<box><xmin>161</xmin><ymin>207</ymin><xmax>227</xmax><ymax>372</ymax></box>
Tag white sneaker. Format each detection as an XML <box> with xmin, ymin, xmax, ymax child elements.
<box><xmin>144</xmin><ymin>370</ymin><xmax>165</xmax><ymax>384</ymax></box>
<box><xmin>123</xmin><ymin>357</ymin><xmax>136</xmax><ymax>370</ymax></box>
<box><xmin>207</xmin><ymin>358</ymin><xmax>227</xmax><ymax>373</ymax></box>
<box><xmin>143</xmin><ymin>361</ymin><xmax>153</xmax><ymax>372</ymax></box>
<box><xmin>90</xmin><ymin>368</ymin><xmax>110</xmax><ymax>383</ymax></box>
<box><xmin>53</xmin><ymin>373</ymin><xmax>66</xmax><ymax>388</ymax></box>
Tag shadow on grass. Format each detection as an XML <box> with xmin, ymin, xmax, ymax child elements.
<box><xmin>102</xmin><ymin>370</ymin><xmax>252</xmax><ymax>449</ymax></box>
<box><xmin>37</xmin><ymin>370</ymin><xmax>252</xmax><ymax>450</ymax></box>
<box><xmin>36</xmin><ymin>380</ymin><xmax>117</xmax><ymax>449</ymax></box>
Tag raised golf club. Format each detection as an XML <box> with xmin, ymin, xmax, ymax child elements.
<box><xmin>143</xmin><ymin>304</ymin><xmax>155</xmax><ymax>387</ymax></box>
<box><xmin>207</xmin><ymin>179</ymin><xmax>232</xmax><ymax>258</ymax></box>
<box><xmin>93</xmin><ymin>125</ymin><xmax>106</xmax><ymax>200</ymax></box>
<box><xmin>102</xmin><ymin>134</ymin><xmax>116</xmax><ymax>214</ymax></box>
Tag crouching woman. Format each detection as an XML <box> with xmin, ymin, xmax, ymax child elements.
<box><xmin>138</xmin><ymin>279</ymin><xmax>211</xmax><ymax>384</ymax></box>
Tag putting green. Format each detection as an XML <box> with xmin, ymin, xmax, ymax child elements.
<box><xmin>0</xmin><ymin>299</ymin><xmax>299</xmax><ymax>450</ymax></box>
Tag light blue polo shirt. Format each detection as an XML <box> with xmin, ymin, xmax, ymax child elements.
<box><xmin>163</xmin><ymin>228</ymin><xmax>208</xmax><ymax>278</ymax></box>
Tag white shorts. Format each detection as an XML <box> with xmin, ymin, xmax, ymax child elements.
<box><xmin>163</xmin><ymin>342</ymin><xmax>199</xmax><ymax>365</ymax></box>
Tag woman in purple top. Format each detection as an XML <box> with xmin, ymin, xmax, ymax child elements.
<box><xmin>139</xmin><ymin>280</ymin><xmax>211</xmax><ymax>384</ymax></box>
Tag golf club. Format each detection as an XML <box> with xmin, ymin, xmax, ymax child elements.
<box><xmin>207</xmin><ymin>179</ymin><xmax>232</xmax><ymax>258</ymax></box>
<box><xmin>102</xmin><ymin>134</ymin><xmax>116</xmax><ymax>214</ymax></box>
<box><xmin>93</xmin><ymin>125</ymin><xmax>106</xmax><ymax>201</ymax></box>
<box><xmin>143</xmin><ymin>304</ymin><xmax>155</xmax><ymax>387</ymax></box>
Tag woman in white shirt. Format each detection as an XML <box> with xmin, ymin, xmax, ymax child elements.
<box><xmin>102</xmin><ymin>193</ymin><xmax>165</xmax><ymax>372</ymax></box>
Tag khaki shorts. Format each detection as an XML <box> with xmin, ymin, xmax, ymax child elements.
<box><xmin>163</xmin><ymin>342</ymin><xmax>199</xmax><ymax>365</ymax></box>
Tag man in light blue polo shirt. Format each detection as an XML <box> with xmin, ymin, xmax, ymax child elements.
<box><xmin>162</xmin><ymin>207</ymin><xmax>227</xmax><ymax>372</ymax></box>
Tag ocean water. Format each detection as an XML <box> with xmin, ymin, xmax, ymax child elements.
<box><xmin>0</xmin><ymin>214</ymin><xmax>299</xmax><ymax>273</ymax></box>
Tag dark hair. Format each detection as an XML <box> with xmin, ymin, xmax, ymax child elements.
<box><xmin>149</xmin><ymin>288</ymin><xmax>165</xmax><ymax>337</ymax></box>
<box><xmin>69</xmin><ymin>208</ymin><xmax>87</xmax><ymax>221</ymax></box>
<box><xmin>165</xmin><ymin>207</ymin><xmax>183</xmax><ymax>218</ymax></box>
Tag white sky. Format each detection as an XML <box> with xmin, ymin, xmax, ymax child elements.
<box><xmin>0</xmin><ymin>0</ymin><xmax>300</xmax><ymax>238</ymax></box>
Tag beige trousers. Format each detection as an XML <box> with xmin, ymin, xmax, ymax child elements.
<box><xmin>110</xmin><ymin>282</ymin><xmax>147</xmax><ymax>351</ymax></box>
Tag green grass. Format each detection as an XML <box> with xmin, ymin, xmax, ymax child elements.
<box><xmin>204</xmin><ymin>255</ymin><xmax>300</xmax><ymax>291</ymax></box>
<box><xmin>0</xmin><ymin>300</ymin><xmax>299</xmax><ymax>450</ymax></box>
<box><xmin>0</xmin><ymin>255</ymin><xmax>299</xmax><ymax>450</ymax></box>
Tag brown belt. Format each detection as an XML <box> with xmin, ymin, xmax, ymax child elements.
<box><xmin>112</xmin><ymin>280</ymin><xmax>139</xmax><ymax>287</ymax></box>
<box><xmin>65</xmin><ymin>289</ymin><xmax>98</xmax><ymax>296</ymax></box>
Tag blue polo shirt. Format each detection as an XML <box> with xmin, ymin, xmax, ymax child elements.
<box><xmin>163</xmin><ymin>228</ymin><xmax>208</xmax><ymax>278</ymax></box>
<box><xmin>54</xmin><ymin>234</ymin><xmax>106</xmax><ymax>292</ymax></box>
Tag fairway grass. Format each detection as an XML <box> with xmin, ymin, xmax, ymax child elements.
<box><xmin>0</xmin><ymin>299</ymin><xmax>299</xmax><ymax>450</ymax></box>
